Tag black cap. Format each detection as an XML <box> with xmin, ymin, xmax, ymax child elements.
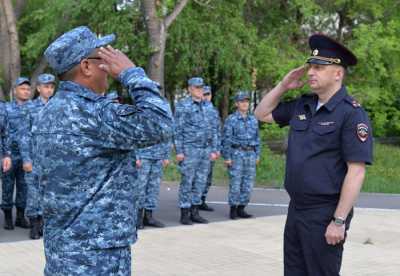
<box><xmin>307</xmin><ymin>34</ymin><xmax>357</xmax><ymax>67</ymax></box>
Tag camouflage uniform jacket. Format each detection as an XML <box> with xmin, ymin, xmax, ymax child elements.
<box><xmin>32</xmin><ymin>67</ymin><xmax>174</xmax><ymax>252</ymax></box>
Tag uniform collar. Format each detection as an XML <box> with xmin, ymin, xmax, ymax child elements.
<box><xmin>34</xmin><ymin>96</ymin><xmax>47</xmax><ymax>105</ymax></box>
<box><xmin>59</xmin><ymin>81</ymin><xmax>104</xmax><ymax>101</ymax></box>
<box><xmin>323</xmin><ymin>86</ymin><xmax>348</xmax><ymax>112</ymax></box>
<box><xmin>234</xmin><ymin>110</ymin><xmax>249</xmax><ymax>119</ymax></box>
<box><xmin>12</xmin><ymin>99</ymin><xmax>29</xmax><ymax>106</ymax></box>
<box><xmin>304</xmin><ymin>86</ymin><xmax>347</xmax><ymax>113</ymax></box>
<box><xmin>190</xmin><ymin>96</ymin><xmax>203</xmax><ymax>105</ymax></box>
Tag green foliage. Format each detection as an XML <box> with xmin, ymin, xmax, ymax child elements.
<box><xmin>15</xmin><ymin>0</ymin><xmax>400</xmax><ymax>136</ymax></box>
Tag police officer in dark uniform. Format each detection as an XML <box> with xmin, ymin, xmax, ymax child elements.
<box><xmin>254</xmin><ymin>34</ymin><xmax>373</xmax><ymax>275</ymax></box>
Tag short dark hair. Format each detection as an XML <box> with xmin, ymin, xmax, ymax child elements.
<box><xmin>58</xmin><ymin>64</ymin><xmax>79</xmax><ymax>81</ymax></box>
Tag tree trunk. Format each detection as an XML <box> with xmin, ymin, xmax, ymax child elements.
<box><xmin>141</xmin><ymin>0</ymin><xmax>188</xmax><ymax>95</ymax></box>
<box><xmin>14</xmin><ymin>0</ymin><xmax>27</xmax><ymax>19</ymax></box>
<box><xmin>0</xmin><ymin>1</ymin><xmax>11</xmax><ymax>99</ymax></box>
<box><xmin>221</xmin><ymin>85</ymin><xmax>230</xmax><ymax>121</ymax></box>
<box><xmin>142</xmin><ymin>0</ymin><xmax>166</xmax><ymax>90</ymax></box>
<box><xmin>0</xmin><ymin>0</ymin><xmax>21</xmax><ymax>99</ymax></box>
<box><xmin>30</xmin><ymin>57</ymin><xmax>48</xmax><ymax>94</ymax></box>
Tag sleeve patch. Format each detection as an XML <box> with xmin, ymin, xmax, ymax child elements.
<box><xmin>357</xmin><ymin>123</ymin><xmax>369</xmax><ymax>142</ymax></box>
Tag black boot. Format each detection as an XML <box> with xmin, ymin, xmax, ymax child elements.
<box><xmin>136</xmin><ymin>208</ymin><xmax>144</xmax><ymax>230</ymax></box>
<box><xmin>15</xmin><ymin>208</ymin><xmax>30</xmax><ymax>228</ymax></box>
<box><xmin>230</xmin><ymin>205</ymin><xmax>238</xmax><ymax>220</ymax></box>
<box><xmin>143</xmin><ymin>209</ymin><xmax>165</xmax><ymax>228</ymax></box>
<box><xmin>237</xmin><ymin>205</ymin><xmax>253</xmax><ymax>218</ymax></box>
<box><xmin>3</xmin><ymin>209</ymin><xmax>14</xmax><ymax>230</ymax></box>
<box><xmin>190</xmin><ymin>205</ymin><xmax>208</xmax><ymax>224</ymax></box>
<box><xmin>38</xmin><ymin>216</ymin><xmax>44</xmax><ymax>236</ymax></box>
<box><xmin>199</xmin><ymin>197</ymin><xmax>214</xmax><ymax>212</ymax></box>
<box><xmin>29</xmin><ymin>217</ymin><xmax>41</xmax><ymax>240</ymax></box>
<box><xmin>180</xmin><ymin>208</ymin><xmax>192</xmax><ymax>225</ymax></box>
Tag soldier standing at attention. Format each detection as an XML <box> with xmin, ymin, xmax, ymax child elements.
<box><xmin>1</xmin><ymin>77</ymin><xmax>32</xmax><ymax>230</ymax></box>
<box><xmin>174</xmin><ymin>77</ymin><xmax>219</xmax><ymax>225</ymax></box>
<box><xmin>254</xmin><ymin>34</ymin><xmax>373</xmax><ymax>275</ymax></box>
<box><xmin>0</xmin><ymin>99</ymin><xmax>12</xmax><ymax>194</ymax></box>
<box><xmin>135</xmin><ymin>140</ymin><xmax>171</xmax><ymax>229</ymax></box>
<box><xmin>21</xmin><ymin>73</ymin><xmax>56</xmax><ymax>239</ymax></box>
<box><xmin>222</xmin><ymin>91</ymin><xmax>260</xmax><ymax>219</ymax></box>
<box><xmin>199</xmin><ymin>85</ymin><xmax>221</xmax><ymax>211</ymax></box>
<box><xmin>32</xmin><ymin>26</ymin><xmax>173</xmax><ymax>275</ymax></box>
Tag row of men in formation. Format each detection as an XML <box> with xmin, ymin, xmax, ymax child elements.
<box><xmin>0</xmin><ymin>74</ymin><xmax>260</xmax><ymax>239</ymax></box>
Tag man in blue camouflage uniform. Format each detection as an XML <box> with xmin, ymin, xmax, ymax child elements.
<box><xmin>21</xmin><ymin>73</ymin><xmax>56</xmax><ymax>239</ymax></box>
<box><xmin>32</xmin><ymin>26</ymin><xmax>173</xmax><ymax>276</ymax></box>
<box><xmin>254</xmin><ymin>34</ymin><xmax>373</xmax><ymax>275</ymax></box>
<box><xmin>135</xmin><ymin>141</ymin><xmax>171</xmax><ymax>229</ymax></box>
<box><xmin>174</xmin><ymin>77</ymin><xmax>219</xmax><ymax>225</ymax></box>
<box><xmin>199</xmin><ymin>85</ymin><xmax>221</xmax><ymax>212</ymax></box>
<box><xmin>0</xmin><ymin>100</ymin><xmax>12</xmax><ymax>212</ymax></box>
<box><xmin>222</xmin><ymin>91</ymin><xmax>260</xmax><ymax>219</ymax></box>
<box><xmin>1</xmin><ymin>77</ymin><xmax>32</xmax><ymax>230</ymax></box>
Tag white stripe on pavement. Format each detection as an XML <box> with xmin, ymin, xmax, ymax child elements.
<box><xmin>206</xmin><ymin>201</ymin><xmax>400</xmax><ymax>212</ymax></box>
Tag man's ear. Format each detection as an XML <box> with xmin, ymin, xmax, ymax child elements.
<box><xmin>79</xmin><ymin>59</ymin><xmax>92</xmax><ymax>77</ymax></box>
<box><xmin>335</xmin><ymin>66</ymin><xmax>344</xmax><ymax>81</ymax></box>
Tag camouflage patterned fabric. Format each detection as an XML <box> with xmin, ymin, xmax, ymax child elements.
<box><xmin>174</xmin><ymin>96</ymin><xmax>217</xmax><ymax>208</ymax></box>
<box><xmin>222</xmin><ymin>111</ymin><xmax>260</xmax><ymax>206</ymax></box>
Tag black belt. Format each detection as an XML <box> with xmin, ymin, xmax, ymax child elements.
<box><xmin>232</xmin><ymin>145</ymin><xmax>255</xmax><ymax>151</ymax></box>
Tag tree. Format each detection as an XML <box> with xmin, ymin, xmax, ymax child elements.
<box><xmin>142</xmin><ymin>0</ymin><xmax>189</xmax><ymax>94</ymax></box>
<box><xmin>0</xmin><ymin>0</ymin><xmax>25</xmax><ymax>99</ymax></box>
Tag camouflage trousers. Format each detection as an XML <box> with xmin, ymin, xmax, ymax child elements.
<box><xmin>228</xmin><ymin>149</ymin><xmax>257</xmax><ymax>206</ymax></box>
<box><xmin>201</xmin><ymin>160</ymin><xmax>215</xmax><ymax>199</ymax></box>
<box><xmin>137</xmin><ymin>159</ymin><xmax>164</xmax><ymax>210</ymax></box>
<box><xmin>25</xmin><ymin>170</ymin><xmax>42</xmax><ymax>218</ymax></box>
<box><xmin>44</xmin><ymin>246</ymin><xmax>132</xmax><ymax>276</ymax></box>
<box><xmin>1</xmin><ymin>157</ymin><xmax>27</xmax><ymax>210</ymax></box>
<box><xmin>178</xmin><ymin>147</ymin><xmax>211</xmax><ymax>208</ymax></box>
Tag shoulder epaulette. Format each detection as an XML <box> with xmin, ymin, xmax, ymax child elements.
<box><xmin>344</xmin><ymin>95</ymin><xmax>361</xmax><ymax>108</ymax></box>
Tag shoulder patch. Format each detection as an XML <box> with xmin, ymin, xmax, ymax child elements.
<box><xmin>357</xmin><ymin>123</ymin><xmax>369</xmax><ymax>142</ymax></box>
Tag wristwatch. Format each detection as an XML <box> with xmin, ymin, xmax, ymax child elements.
<box><xmin>332</xmin><ymin>216</ymin><xmax>346</xmax><ymax>226</ymax></box>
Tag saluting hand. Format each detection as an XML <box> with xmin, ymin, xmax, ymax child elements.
<box><xmin>135</xmin><ymin>160</ymin><xmax>142</xmax><ymax>168</ymax></box>
<box><xmin>325</xmin><ymin>221</ymin><xmax>345</xmax><ymax>246</ymax></box>
<box><xmin>280</xmin><ymin>66</ymin><xmax>306</xmax><ymax>91</ymax></box>
<box><xmin>98</xmin><ymin>45</ymin><xmax>135</xmax><ymax>79</ymax></box>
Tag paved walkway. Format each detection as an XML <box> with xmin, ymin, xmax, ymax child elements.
<box><xmin>0</xmin><ymin>208</ymin><xmax>399</xmax><ymax>275</ymax></box>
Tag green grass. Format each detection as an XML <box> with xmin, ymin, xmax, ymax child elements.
<box><xmin>363</xmin><ymin>143</ymin><xmax>400</xmax><ymax>193</ymax></box>
<box><xmin>163</xmin><ymin>143</ymin><xmax>400</xmax><ymax>194</ymax></box>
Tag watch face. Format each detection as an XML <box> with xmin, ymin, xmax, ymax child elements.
<box><xmin>334</xmin><ymin>217</ymin><xmax>345</xmax><ymax>225</ymax></box>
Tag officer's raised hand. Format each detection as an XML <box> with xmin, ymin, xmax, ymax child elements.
<box><xmin>135</xmin><ymin>160</ymin><xmax>142</xmax><ymax>168</ymax></box>
<box><xmin>98</xmin><ymin>46</ymin><xmax>135</xmax><ymax>79</ymax></box>
<box><xmin>279</xmin><ymin>66</ymin><xmax>306</xmax><ymax>91</ymax></box>
<box><xmin>255</xmin><ymin>65</ymin><xmax>306</xmax><ymax>123</ymax></box>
